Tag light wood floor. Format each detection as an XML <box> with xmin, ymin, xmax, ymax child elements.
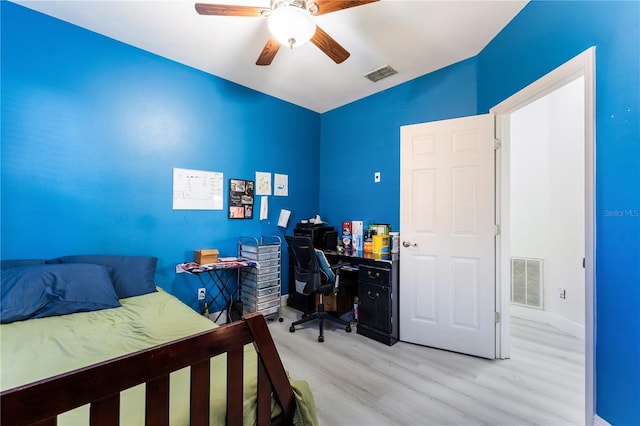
<box><xmin>268</xmin><ymin>306</ymin><xmax>585</xmax><ymax>426</ymax></box>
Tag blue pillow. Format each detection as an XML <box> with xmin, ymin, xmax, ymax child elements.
<box><xmin>51</xmin><ymin>255</ymin><xmax>158</xmax><ymax>298</ymax></box>
<box><xmin>1</xmin><ymin>264</ymin><xmax>121</xmax><ymax>324</ymax></box>
<box><xmin>1</xmin><ymin>259</ymin><xmax>46</xmax><ymax>269</ymax></box>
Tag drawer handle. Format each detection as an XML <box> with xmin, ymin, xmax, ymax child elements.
<box><xmin>367</xmin><ymin>291</ymin><xmax>380</xmax><ymax>299</ymax></box>
<box><xmin>367</xmin><ymin>271</ymin><xmax>380</xmax><ymax>279</ymax></box>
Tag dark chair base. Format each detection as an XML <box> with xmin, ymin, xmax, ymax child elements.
<box><xmin>289</xmin><ymin>302</ymin><xmax>352</xmax><ymax>342</ymax></box>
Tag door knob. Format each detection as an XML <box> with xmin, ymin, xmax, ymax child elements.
<box><xmin>402</xmin><ymin>241</ymin><xmax>418</xmax><ymax>247</ymax></box>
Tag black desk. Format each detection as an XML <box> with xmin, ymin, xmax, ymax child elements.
<box><xmin>286</xmin><ymin>248</ymin><xmax>399</xmax><ymax>346</ymax></box>
<box><xmin>324</xmin><ymin>250</ymin><xmax>399</xmax><ymax>346</ymax></box>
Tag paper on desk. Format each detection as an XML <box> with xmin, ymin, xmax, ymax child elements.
<box><xmin>260</xmin><ymin>195</ymin><xmax>268</xmax><ymax>220</ymax></box>
<box><xmin>278</xmin><ymin>209</ymin><xmax>291</xmax><ymax>228</ymax></box>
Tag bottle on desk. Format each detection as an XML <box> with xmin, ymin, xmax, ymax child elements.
<box><xmin>363</xmin><ymin>229</ymin><xmax>375</xmax><ymax>253</ymax></box>
<box><xmin>353</xmin><ymin>296</ymin><xmax>360</xmax><ymax>322</ymax></box>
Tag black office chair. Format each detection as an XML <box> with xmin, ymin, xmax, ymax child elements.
<box><xmin>286</xmin><ymin>235</ymin><xmax>352</xmax><ymax>342</ymax></box>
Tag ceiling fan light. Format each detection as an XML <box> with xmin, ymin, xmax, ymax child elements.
<box><xmin>268</xmin><ymin>5</ymin><xmax>315</xmax><ymax>49</ymax></box>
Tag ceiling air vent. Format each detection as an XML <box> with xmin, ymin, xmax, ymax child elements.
<box><xmin>364</xmin><ymin>65</ymin><xmax>397</xmax><ymax>83</ymax></box>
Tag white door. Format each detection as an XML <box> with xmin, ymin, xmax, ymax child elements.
<box><xmin>399</xmin><ymin>114</ymin><xmax>496</xmax><ymax>359</ymax></box>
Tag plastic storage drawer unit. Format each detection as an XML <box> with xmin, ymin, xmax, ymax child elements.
<box><xmin>238</xmin><ymin>236</ymin><xmax>283</xmax><ymax>321</ymax></box>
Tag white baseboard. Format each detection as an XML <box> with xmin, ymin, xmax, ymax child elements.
<box><xmin>511</xmin><ymin>305</ymin><xmax>585</xmax><ymax>340</ymax></box>
<box><xmin>593</xmin><ymin>414</ymin><xmax>612</xmax><ymax>426</ymax></box>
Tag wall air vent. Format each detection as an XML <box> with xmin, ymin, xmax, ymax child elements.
<box><xmin>364</xmin><ymin>65</ymin><xmax>397</xmax><ymax>82</ymax></box>
<box><xmin>511</xmin><ymin>257</ymin><xmax>544</xmax><ymax>309</ymax></box>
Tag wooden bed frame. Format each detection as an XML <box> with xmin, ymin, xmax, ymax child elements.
<box><xmin>0</xmin><ymin>312</ymin><xmax>295</xmax><ymax>426</ymax></box>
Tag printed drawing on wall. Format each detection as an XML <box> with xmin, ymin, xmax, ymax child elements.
<box><xmin>228</xmin><ymin>178</ymin><xmax>254</xmax><ymax>219</ymax></box>
<box><xmin>256</xmin><ymin>171</ymin><xmax>272</xmax><ymax>196</ymax></box>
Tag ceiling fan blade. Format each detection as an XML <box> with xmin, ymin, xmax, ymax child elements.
<box><xmin>256</xmin><ymin>37</ymin><xmax>281</xmax><ymax>66</ymax></box>
<box><xmin>311</xmin><ymin>26</ymin><xmax>350</xmax><ymax>64</ymax></box>
<box><xmin>195</xmin><ymin>3</ymin><xmax>268</xmax><ymax>17</ymax></box>
<box><xmin>311</xmin><ymin>0</ymin><xmax>378</xmax><ymax>16</ymax></box>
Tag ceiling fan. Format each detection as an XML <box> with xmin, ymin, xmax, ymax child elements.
<box><xmin>195</xmin><ymin>0</ymin><xmax>379</xmax><ymax>66</ymax></box>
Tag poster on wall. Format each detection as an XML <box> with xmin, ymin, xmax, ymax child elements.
<box><xmin>228</xmin><ymin>178</ymin><xmax>254</xmax><ymax>219</ymax></box>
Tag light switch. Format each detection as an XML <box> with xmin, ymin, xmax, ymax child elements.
<box><xmin>374</xmin><ymin>172</ymin><xmax>381</xmax><ymax>183</ymax></box>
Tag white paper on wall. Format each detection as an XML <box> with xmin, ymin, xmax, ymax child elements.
<box><xmin>274</xmin><ymin>174</ymin><xmax>288</xmax><ymax>196</ymax></box>
<box><xmin>256</xmin><ymin>171</ymin><xmax>272</xmax><ymax>195</ymax></box>
<box><xmin>278</xmin><ymin>209</ymin><xmax>291</xmax><ymax>228</ymax></box>
<box><xmin>260</xmin><ymin>195</ymin><xmax>269</xmax><ymax>220</ymax></box>
<box><xmin>172</xmin><ymin>168</ymin><xmax>223</xmax><ymax>210</ymax></box>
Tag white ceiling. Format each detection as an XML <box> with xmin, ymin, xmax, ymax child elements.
<box><xmin>12</xmin><ymin>0</ymin><xmax>528</xmax><ymax>113</ymax></box>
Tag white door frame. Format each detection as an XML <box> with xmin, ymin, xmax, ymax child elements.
<box><xmin>490</xmin><ymin>47</ymin><xmax>596</xmax><ymax>425</ymax></box>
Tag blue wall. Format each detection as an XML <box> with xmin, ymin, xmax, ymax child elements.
<box><xmin>319</xmin><ymin>57</ymin><xmax>478</xmax><ymax>229</ymax></box>
<box><xmin>1</xmin><ymin>1</ymin><xmax>321</xmax><ymax>311</ymax></box>
<box><xmin>478</xmin><ymin>3</ymin><xmax>640</xmax><ymax>425</ymax></box>
<box><xmin>319</xmin><ymin>1</ymin><xmax>639</xmax><ymax>424</ymax></box>
<box><xmin>2</xmin><ymin>0</ymin><xmax>639</xmax><ymax>424</ymax></box>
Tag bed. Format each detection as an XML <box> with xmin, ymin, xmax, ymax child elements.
<box><xmin>0</xmin><ymin>255</ymin><xmax>318</xmax><ymax>425</ymax></box>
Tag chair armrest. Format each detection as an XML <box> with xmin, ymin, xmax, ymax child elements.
<box><xmin>330</xmin><ymin>262</ymin><xmax>350</xmax><ymax>272</ymax></box>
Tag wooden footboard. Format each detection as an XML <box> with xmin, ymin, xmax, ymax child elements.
<box><xmin>0</xmin><ymin>312</ymin><xmax>295</xmax><ymax>426</ymax></box>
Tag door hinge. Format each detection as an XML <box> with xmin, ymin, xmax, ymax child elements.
<box><xmin>495</xmin><ymin>312</ymin><xmax>500</xmax><ymax>323</ymax></box>
<box><xmin>494</xmin><ymin>138</ymin><xmax>501</xmax><ymax>150</ymax></box>
<box><xmin>494</xmin><ymin>224</ymin><xmax>501</xmax><ymax>236</ymax></box>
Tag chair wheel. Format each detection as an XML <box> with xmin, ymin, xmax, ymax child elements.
<box><xmin>279</xmin><ymin>317</ymin><xmax>284</xmax><ymax>322</ymax></box>
<box><xmin>289</xmin><ymin>326</ymin><xmax>295</xmax><ymax>333</ymax></box>
<box><xmin>318</xmin><ymin>335</ymin><xmax>324</xmax><ymax>342</ymax></box>
<box><xmin>346</xmin><ymin>325</ymin><xmax>352</xmax><ymax>333</ymax></box>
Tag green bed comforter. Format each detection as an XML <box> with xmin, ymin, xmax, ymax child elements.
<box><xmin>0</xmin><ymin>288</ymin><xmax>317</xmax><ymax>425</ymax></box>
